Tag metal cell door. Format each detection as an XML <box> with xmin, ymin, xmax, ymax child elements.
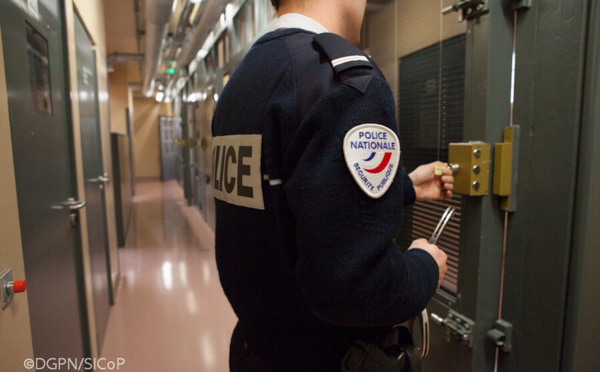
<box><xmin>74</xmin><ymin>14</ymin><xmax>113</xmax><ymax>350</ymax></box>
<box><xmin>193</xmin><ymin>90</ymin><xmax>206</xmax><ymax>215</ymax></box>
<box><xmin>0</xmin><ymin>0</ymin><xmax>90</xmax><ymax>364</ymax></box>
<box><xmin>159</xmin><ymin>115</ymin><xmax>182</xmax><ymax>182</ymax></box>
<box><xmin>193</xmin><ymin>101</ymin><xmax>208</xmax><ymax>218</ymax></box>
<box><xmin>199</xmin><ymin>86</ymin><xmax>216</xmax><ymax>230</ymax></box>
<box><xmin>365</xmin><ymin>0</ymin><xmax>592</xmax><ymax>370</ymax></box>
<box><xmin>187</xmin><ymin>101</ymin><xmax>202</xmax><ymax>208</ymax></box>
<box><xmin>180</xmin><ymin>100</ymin><xmax>194</xmax><ymax>204</ymax></box>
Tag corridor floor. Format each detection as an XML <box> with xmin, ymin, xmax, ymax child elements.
<box><xmin>101</xmin><ymin>180</ymin><xmax>237</xmax><ymax>371</ymax></box>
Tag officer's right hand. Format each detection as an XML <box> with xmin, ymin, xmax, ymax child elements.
<box><xmin>408</xmin><ymin>238</ymin><xmax>448</xmax><ymax>290</ymax></box>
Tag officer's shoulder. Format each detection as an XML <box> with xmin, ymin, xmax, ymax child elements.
<box><xmin>312</xmin><ymin>33</ymin><xmax>374</xmax><ymax>94</ymax></box>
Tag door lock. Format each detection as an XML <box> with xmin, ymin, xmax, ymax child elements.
<box><xmin>431</xmin><ymin>310</ymin><xmax>475</xmax><ymax>348</ymax></box>
<box><xmin>448</xmin><ymin>142</ymin><xmax>491</xmax><ymax>196</ymax></box>
<box><xmin>1</xmin><ymin>268</ymin><xmax>27</xmax><ymax>310</ymax></box>
<box><xmin>69</xmin><ymin>212</ymin><xmax>79</xmax><ymax>227</ymax></box>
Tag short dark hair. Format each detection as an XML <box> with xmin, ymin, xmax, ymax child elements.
<box><xmin>270</xmin><ymin>0</ymin><xmax>280</xmax><ymax>10</ymax></box>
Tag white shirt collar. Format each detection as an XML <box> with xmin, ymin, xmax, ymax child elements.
<box><xmin>274</xmin><ymin>13</ymin><xmax>329</xmax><ymax>34</ymax></box>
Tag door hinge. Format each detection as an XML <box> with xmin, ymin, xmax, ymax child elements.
<box><xmin>442</xmin><ymin>0</ymin><xmax>489</xmax><ymax>22</ymax></box>
<box><xmin>431</xmin><ymin>310</ymin><xmax>475</xmax><ymax>348</ymax></box>
<box><xmin>487</xmin><ymin>319</ymin><xmax>513</xmax><ymax>352</ymax></box>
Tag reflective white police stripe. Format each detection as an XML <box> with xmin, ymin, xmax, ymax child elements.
<box><xmin>212</xmin><ymin>135</ymin><xmax>265</xmax><ymax>210</ymax></box>
<box><xmin>331</xmin><ymin>55</ymin><xmax>369</xmax><ymax>68</ymax></box>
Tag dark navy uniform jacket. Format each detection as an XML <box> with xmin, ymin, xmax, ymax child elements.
<box><xmin>212</xmin><ymin>28</ymin><xmax>438</xmax><ymax>370</ymax></box>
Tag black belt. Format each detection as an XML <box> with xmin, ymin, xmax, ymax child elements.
<box><xmin>342</xmin><ymin>325</ymin><xmax>421</xmax><ymax>372</ymax></box>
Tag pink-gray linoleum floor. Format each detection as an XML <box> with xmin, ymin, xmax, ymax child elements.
<box><xmin>101</xmin><ymin>180</ymin><xmax>237</xmax><ymax>371</ymax></box>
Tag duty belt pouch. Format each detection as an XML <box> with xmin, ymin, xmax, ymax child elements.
<box><xmin>341</xmin><ymin>326</ymin><xmax>420</xmax><ymax>372</ymax></box>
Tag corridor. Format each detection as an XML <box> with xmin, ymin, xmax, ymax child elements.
<box><xmin>101</xmin><ymin>181</ymin><xmax>237</xmax><ymax>371</ymax></box>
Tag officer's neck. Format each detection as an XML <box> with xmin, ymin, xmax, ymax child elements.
<box><xmin>278</xmin><ymin>1</ymin><xmax>363</xmax><ymax>46</ymax></box>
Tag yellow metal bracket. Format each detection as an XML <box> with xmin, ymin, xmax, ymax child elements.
<box><xmin>447</xmin><ymin>127</ymin><xmax>519</xmax><ymax>210</ymax></box>
<box><xmin>494</xmin><ymin>126</ymin><xmax>519</xmax><ymax>211</ymax></box>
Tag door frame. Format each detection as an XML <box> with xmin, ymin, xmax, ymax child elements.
<box><xmin>561</xmin><ymin>0</ymin><xmax>600</xmax><ymax>370</ymax></box>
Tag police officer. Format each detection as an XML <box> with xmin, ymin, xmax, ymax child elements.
<box><xmin>211</xmin><ymin>0</ymin><xmax>454</xmax><ymax>371</ymax></box>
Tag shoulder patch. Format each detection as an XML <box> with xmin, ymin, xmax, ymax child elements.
<box><xmin>313</xmin><ymin>33</ymin><xmax>373</xmax><ymax>93</ymax></box>
<box><xmin>343</xmin><ymin>124</ymin><xmax>401</xmax><ymax>199</ymax></box>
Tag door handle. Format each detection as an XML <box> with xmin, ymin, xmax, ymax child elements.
<box><xmin>87</xmin><ymin>173</ymin><xmax>110</xmax><ymax>184</ymax></box>
<box><xmin>99</xmin><ymin>173</ymin><xmax>110</xmax><ymax>184</ymax></box>
<box><xmin>52</xmin><ymin>198</ymin><xmax>86</xmax><ymax>210</ymax></box>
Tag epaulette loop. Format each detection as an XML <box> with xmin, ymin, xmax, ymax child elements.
<box><xmin>313</xmin><ymin>33</ymin><xmax>373</xmax><ymax>93</ymax></box>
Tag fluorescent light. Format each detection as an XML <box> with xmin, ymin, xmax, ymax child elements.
<box><xmin>156</xmin><ymin>91</ymin><xmax>165</xmax><ymax>102</ymax></box>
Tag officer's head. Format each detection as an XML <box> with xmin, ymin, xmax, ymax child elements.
<box><xmin>270</xmin><ymin>0</ymin><xmax>366</xmax><ymax>46</ymax></box>
<box><xmin>270</xmin><ymin>0</ymin><xmax>281</xmax><ymax>10</ymax></box>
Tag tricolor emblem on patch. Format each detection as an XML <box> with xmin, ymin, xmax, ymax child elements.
<box><xmin>343</xmin><ymin>124</ymin><xmax>401</xmax><ymax>199</ymax></box>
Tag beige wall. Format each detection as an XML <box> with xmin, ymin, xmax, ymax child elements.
<box><xmin>108</xmin><ymin>64</ymin><xmax>132</xmax><ymax>135</ymax></box>
<box><xmin>108</xmin><ymin>63</ymin><xmax>141</xmax><ymax>135</ymax></box>
<box><xmin>0</xmin><ymin>24</ymin><xmax>35</xmax><ymax>372</ymax></box>
<box><xmin>366</xmin><ymin>0</ymin><xmax>466</xmax><ymax>110</ymax></box>
<box><xmin>104</xmin><ymin>0</ymin><xmax>139</xmax><ymax>136</ymax></box>
<box><xmin>133</xmin><ymin>98</ymin><xmax>172</xmax><ymax>179</ymax></box>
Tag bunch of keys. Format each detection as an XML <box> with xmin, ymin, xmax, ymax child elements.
<box><xmin>414</xmin><ymin>206</ymin><xmax>456</xmax><ymax>358</ymax></box>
